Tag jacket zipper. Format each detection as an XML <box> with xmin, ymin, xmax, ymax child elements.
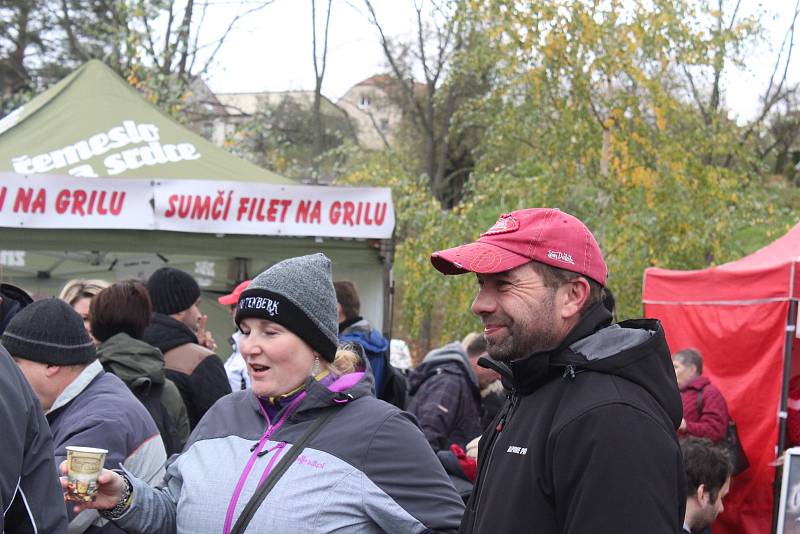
<box><xmin>468</xmin><ymin>388</ymin><xmax>518</xmax><ymax>532</ymax></box>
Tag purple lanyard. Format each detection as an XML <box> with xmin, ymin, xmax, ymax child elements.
<box><xmin>222</xmin><ymin>392</ymin><xmax>306</xmax><ymax>534</ymax></box>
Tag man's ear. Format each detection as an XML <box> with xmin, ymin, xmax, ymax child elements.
<box><xmin>696</xmin><ymin>483</ymin><xmax>710</xmax><ymax>507</ymax></box>
<box><xmin>558</xmin><ymin>277</ymin><xmax>590</xmax><ymax>321</ymax></box>
<box><xmin>45</xmin><ymin>364</ymin><xmax>62</xmax><ymax>378</ymax></box>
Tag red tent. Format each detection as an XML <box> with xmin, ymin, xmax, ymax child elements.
<box><xmin>643</xmin><ymin>223</ymin><xmax>800</xmax><ymax>534</ymax></box>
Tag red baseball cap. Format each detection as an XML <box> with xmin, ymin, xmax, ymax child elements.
<box><xmin>430</xmin><ymin>208</ymin><xmax>607</xmax><ymax>286</ymax></box>
<box><xmin>217</xmin><ymin>280</ymin><xmax>251</xmax><ymax>305</ymax></box>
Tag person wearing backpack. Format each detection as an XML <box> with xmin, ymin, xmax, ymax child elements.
<box><xmin>92</xmin><ymin>280</ymin><xmax>190</xmax><ymax>455</ymax></box>
<box><xmin>334</xmin><ymin>280</ymin><xmax>407</xmax><ymax>409</ymax></box>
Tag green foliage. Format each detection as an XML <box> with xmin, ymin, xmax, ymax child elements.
<box><xmin>0</xmin><ymin>0</ymin><xmax>230</xmax><ymax>121</ymax></box>
<box><xmin>338</xmin><ymin>0</ymin><xmax>800</xmax><ymax>353</ymax></box>
<box><xmin>226</xmin><ymin>95</ymin><xmax>357</xmax><ymax>182</ymax></box>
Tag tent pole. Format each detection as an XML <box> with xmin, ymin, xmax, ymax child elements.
<box><xmin>380</xmin><ymin>237</ymin><xmax>395</xmax><ymax>340</ymax></box>
<box><xmin>773</xmin><ymin>298</ymin><xmax>798</xmax><ymax>534</ymax></box>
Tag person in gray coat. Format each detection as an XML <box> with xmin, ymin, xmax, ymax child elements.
<box><xmin>64</xmin><ymin>253</ymin><xmax>464</xmax><ymax>533</ymax></box>
<box><xmin>3</xmin><ymin>298</ymin><xmax>166</xmax><ymax>534</ymax></box>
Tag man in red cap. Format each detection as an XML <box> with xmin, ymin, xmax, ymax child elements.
<box><xmin>431</xmin><ymin>208</ymin><xmax>685</xmax><ymax>534</ymax></box>
<box><xmin>218</xmin><ymin>280</ymin><xmax>251</xmax><ymax>391</ymax></box>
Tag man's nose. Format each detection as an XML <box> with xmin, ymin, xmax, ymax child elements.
<box><xmin>471</xmin><ymin>288</ymin><xmax>495</xmax><ymax>316</ymax></box>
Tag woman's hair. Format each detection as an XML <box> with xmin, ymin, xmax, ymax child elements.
<box><xmin>329</xmin><ymin>342</ymin><xmax>365</xmax><ymax>376</ymax></box>
<box><xmin>89</xmin><ymin>280</ymin><xmax>152</xmax><ymax>342</ymax></box>
<box><xmin>59</xmin><ymin>279</ymin><xmax>111</xmax><ymax>306</ymax></box>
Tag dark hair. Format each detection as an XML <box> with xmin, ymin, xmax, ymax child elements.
<box><xmin>528</xmin><ymin>261</ymin><xmax>604</xmax><ymax>316</ymax></box>
<box><xmin>333</xmin><ymin>281</ymin><xmax>360</xmax><ymax>321</ymax></box>
<box><xmin>465</xmin><ymin>334</ymin><xmax>488</xmax><ymax>358</ymax></box>
<box><xmin>674</xmin><ymin>348</ymin><xmax>703</xmax><ymax>375</ymax></box>
<box><xmin>681</xmin><ymin>437</ymin><xmax>732</xmax><ymax>504</ymax></box>
<box><xmin>90</xmin><ymin>280</ymin><xmax>152</xmax><ymax>342</ymax></box>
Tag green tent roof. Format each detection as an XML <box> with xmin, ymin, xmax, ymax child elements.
<box><xmin>0</xmin><ymin>60</ymin><xmax>293</xmax><ymax>183</ymax></box>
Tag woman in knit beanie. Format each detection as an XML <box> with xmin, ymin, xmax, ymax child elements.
<box><xmin>67</xmin><ymin>253</ymin><xmax>464</xmax><ymax>534</ymax></box>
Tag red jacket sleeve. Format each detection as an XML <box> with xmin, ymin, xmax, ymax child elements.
<box><xmin>685</xmin><ymin>385</ymin><xmax>729</xmax><ymax>442</ymax></box>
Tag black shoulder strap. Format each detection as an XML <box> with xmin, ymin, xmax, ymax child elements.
<box><xmin>696</xmin><ymin>386</ymin><xmax>705</xmax><ymax>420</ymax></box>
<box><xmin>229</xmin><ymin>408</ymin><xmax>338</xmax><ymax>534</ymax></box>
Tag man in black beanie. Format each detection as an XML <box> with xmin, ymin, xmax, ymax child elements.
<box><xmin>142</xmin><ymin>267</ymin><xmax>231</xmax><ymax>428</ymax></box>
<box><xmin>2</xmin><ymin>298</ymin><xmax>166</xmax><ymax>533</ymax></box>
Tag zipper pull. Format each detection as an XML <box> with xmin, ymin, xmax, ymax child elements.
<box><xmin>495</xmin><ymin>391</ymin><xmax>517</xmax><ymax>432</ymax></box>
<box><xmin>257</xmin><ymin>441</ymin><xmax>286</xmax><ymax>457</ymax></box>
<box><xmin>562</xmin><ymin>365</ymin><xmax>576</xmax><ymax>379</ymax></box>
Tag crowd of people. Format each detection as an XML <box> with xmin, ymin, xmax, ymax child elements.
<box><xmin>0</xmin><ymin>207</ymin><xmax>753</xmax><ymax>533</ymax></box>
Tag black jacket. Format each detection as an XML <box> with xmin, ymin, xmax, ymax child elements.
<box><xmin>142</xmin><ymin>313</ymin><xmax>231</xmax><ymax>428</ymax></box>
<box><xmin>460</xmin><ymin>304</ymin><xmax>686</xmax><ymax>534</ymax></box>
<box><xmin>408</xmin><ymin>342</ymin><xmax>482</xmax><ymax>451</ymax></box>
<box><xmin>0</xmin><ymin>345</ymin><xmax>68</xmax><ymax>533</ymax></box>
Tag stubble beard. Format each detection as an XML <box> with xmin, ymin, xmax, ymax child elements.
<box><xmin>484</xmin><ymin>296</ymin><xmax>561</xmax><ymax>362</ymax></box>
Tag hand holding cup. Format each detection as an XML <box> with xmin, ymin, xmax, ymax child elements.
<box><xmin>60</xmin><ymin>459</ymin><xmax>125</xmax><ymax>514</ymax></box>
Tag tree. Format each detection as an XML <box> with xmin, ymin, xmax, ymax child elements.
<box><xmin>0</xmin><ymin>0</ymin><xmax>275</xmax><ymax>117</ymax></box>
<box><xmin>362</xmin><ymin>0</ymin><xmax>492</xmax><ymax>208</ymax></box>
<box><xmin>226</xmin><ymin>93</ymin><xmax>357</xmax><ymax>181</ymax></box>
<box><xmin>310</xmin><ymin>0</ymin><xmax>333</xmax><ymax>181</ymax></box>
<box><xmin>339</xmin><ymin>0</ymin><xmax>800</xmax><ymax>353</ymax></box>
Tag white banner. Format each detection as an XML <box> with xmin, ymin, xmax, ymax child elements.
<box><xmin>0</xmin><ymin>173</ymin><xmax>154</xmax><ymax>229</ymax></box>
<box><xmin>0</xmin><ymin>174</ymin><xmax>395</xmax><ymax>239</ymax></box>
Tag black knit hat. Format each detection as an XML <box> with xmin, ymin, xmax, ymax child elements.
<box><xmin>147</xmin><ymin>267</ymin><xmax>201</xmax><ymax>314</ymax></box>
<box><xmin>1</xmin><ymin>298</ymin><xmax>96</xmax><ymax>365</ymax></box>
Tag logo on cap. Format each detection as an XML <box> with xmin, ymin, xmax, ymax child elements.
<box><xmin>481</xmin><ymin>214</ymin><xmax>519</xmax><ymax>236</ymax></box>
<box><xmin>547</xmin><ymin>250</ymin><xmax>575</xmax><ymax>265</ymax></box>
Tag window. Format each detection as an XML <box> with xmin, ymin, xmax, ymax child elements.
<box><xmin>359</xmin><ymin>95</ymin><xmax>370</xmax><ymax>109</ymax></box>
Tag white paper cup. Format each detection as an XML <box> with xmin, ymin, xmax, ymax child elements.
<box><xmin>65</xmin><ymin>446</ymin><xmax>108</xmax><ymax>502</ymax></box>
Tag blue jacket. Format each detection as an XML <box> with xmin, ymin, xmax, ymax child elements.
<box><xmin>113</xmin><ymin>370</ymin><xmax>464</xmax><ymax>533</ymax></box>
<box><xmin>47</xmin><ymin>360</ymin><xmax>166</xmax><ymax>533</ymax></box>
<box><xmin>340</xmin><ymin>317</ymin><xmax>407</xmax><ymax>409</ymax></box>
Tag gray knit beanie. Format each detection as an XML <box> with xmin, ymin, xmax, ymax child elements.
<box><xmin>235</xmin><ymin>253</ymin><xmax>338</xmax><ymax>362</ymax></box>
<box><xmin>1</xmin><ymin>298</ymin><xmax>96</xmax><ymax>365</ymax></box>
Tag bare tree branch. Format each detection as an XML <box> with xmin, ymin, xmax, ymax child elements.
<box><xmin>682</xmin><ymin>65</ymin><xmax>708</xmax><ymax>121</ymax></box>
<box><xmin>197</xmin><ymin>0</ymin><xmax>275</xmax><ymax>77</ymax></box>
<box><xmin>139</xmin><ymin>0</ymin><xmax>162</xmax><ymax>72</ymax></box>
<box><xmin>742</xmin><ymin>0</ymin><xmax>799</xmax><ymax>139</ymax></box>
<box><xmin>363</xmin><ymin>0</ymin><xmax>432</xmax><ymax>136</ymax></box>
<box><xmin>188</xmin><ymin>0</ymin><xmax>210</xmax><ymax>73</ymax></box>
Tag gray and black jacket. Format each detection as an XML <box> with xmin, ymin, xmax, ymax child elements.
<box><xmin>461</xmin><ymin>303</ymin><xmax>686</xmax><ymax>534</ymax></box>
<box><xmin>47</xmin><ymin>360</ymin><xmax>167</xmax><ymax>534</ymax></box>
<box><xmin>0</xmin><ymin>345</ymin><xmax>68</xmax><ymax>533</ymax></box>
<box><xmin>408</xmin><ymin>342</ymin><xmax>482</xmax><ymax>451</ymax></box>
<box><xmin>114</xmin><ymin>370</ymin><xmax>465</xmax><ymax>533</ymax></box>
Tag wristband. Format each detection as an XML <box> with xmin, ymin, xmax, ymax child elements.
<box><xmin>99</xmin><ymin>473</ymin><xmax>133</xmax><ymax>520</ymax></box>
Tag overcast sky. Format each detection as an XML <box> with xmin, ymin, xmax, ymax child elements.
<box><xmin>201</xmin><ymin>1</ymin><xmax>799</xmax><ymax>122</ymax></box>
